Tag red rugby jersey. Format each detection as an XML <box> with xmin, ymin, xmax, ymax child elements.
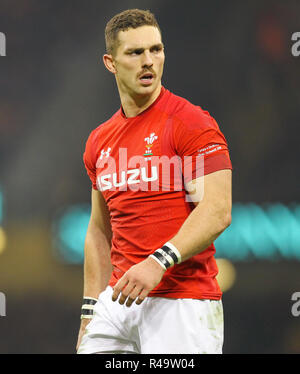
<box><xmin>83</xmin><ymin>86</ymin><xmax>232</xmax><ymax>300</ymax></box>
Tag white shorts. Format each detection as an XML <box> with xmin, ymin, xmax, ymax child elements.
<box><xmin>77</xmin><ymin>286</ymin><xmax>223</xmax><ymax>354</ymax></box>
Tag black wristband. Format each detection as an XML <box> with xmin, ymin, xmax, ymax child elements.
<box><xmin>149</xmin><ymin>243</ymin><xmax>182</xmax><ymax>270</ymax></box>
<box><xmin>83</xmin><ymin>297</ymin><xmax>97</xmax><ymax>305</ymax></box>
<box><xmin>161</xmin><ymin>245</ymin><xmax>180</xmax><ymax>264</ymax></box>
<box><xmin>151</xmin><ymin>250</ymin><xmax>172</xmax><ymax>269</ymax></box>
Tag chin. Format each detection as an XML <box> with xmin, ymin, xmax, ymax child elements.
<box><xmin>136</xmin><ymin>83</ymin><xmax>159</xmax><ymax>96</ymax></box>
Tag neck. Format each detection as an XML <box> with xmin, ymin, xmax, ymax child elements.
<box><xmin>119</xmin><ymin>83</ymin><xmax>162</xmax><ymax>118</ymax></box>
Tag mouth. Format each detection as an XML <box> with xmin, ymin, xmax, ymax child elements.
<box><xmin>139</xmin><ymin>72</ymin><xmax>155</xmax><ymax>85</ymax></box>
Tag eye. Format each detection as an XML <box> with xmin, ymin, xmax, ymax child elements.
<box><xmin>130</xmin><ymin>49</ymin><xmax>143</xmax><ymax>55</ymax></box>
<box><xmin>151</xmin><ymin>46</ymin><xmax>163</xmax><ymax>53</ymax></box>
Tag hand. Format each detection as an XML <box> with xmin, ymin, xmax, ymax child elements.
<box><xmin>112</xmin><ymin>256</ymin><xmax>166</xmax><ymax>307</ymax></box>
<box><xmin>76</xmin><ymin>318</ymin><xmax>92</xmax><ymax>352</ymax></box>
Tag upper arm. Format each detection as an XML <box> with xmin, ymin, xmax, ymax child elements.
<box><xmin>186</xmin><ymin>169</ymin><xmax>232</xmax><ymax>222</ymax></box>
<box><xmin>89</xmin><ymin>189</ymin><xmax>112</xmax><ymax>240</ymax></box>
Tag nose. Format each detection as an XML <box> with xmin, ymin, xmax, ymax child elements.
<box><xmin>141</xmin><ymin>50</ymin><xmax>153</xmax><ymax>68</ymax></box>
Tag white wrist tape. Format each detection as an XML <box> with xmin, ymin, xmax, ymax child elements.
<box><xmin>149</xmin><ymin>242</ymin><xmax>182</xmax><ymax>270</ymax></box>
<box><xmin>80</xmin><ymin>296</ymin><xmax>97</xmax><ymax>319</ymax></box>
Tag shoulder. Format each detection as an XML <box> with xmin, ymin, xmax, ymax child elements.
<box><xmin>162</xmin><ymin>89</ymin><xmax>218</xmax><ymax>131</ymax></box>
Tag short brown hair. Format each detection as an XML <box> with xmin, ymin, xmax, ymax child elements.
<box><xmin>105</xmin><ymin>9</ymin><xmax>161</xmax><ymax>56</ymax></box>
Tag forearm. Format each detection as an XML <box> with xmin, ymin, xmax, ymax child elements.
<box><xmin>168</xmin><ymin>202</ymin><xmax>231</xmax><ymax>263</ymax></box>
<box><xmin>111</xmin><ymin>202</ymin><xmax>231</xmax><ymax>307</ymax></box>
<box><xmin>83</xmin><ymin>220</ymin><xmax>113</xmax><ymax>299</ymax></box>
<box><xmin>111</xmin><ymin>172</ymin><xmax>231</xmax><ymax>308</ymax></box>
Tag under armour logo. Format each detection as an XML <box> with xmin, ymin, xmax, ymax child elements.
<box><xmin>100</xmin><ymin>147</ymin><xmax>111</xmax><ymax>160</ymax></box>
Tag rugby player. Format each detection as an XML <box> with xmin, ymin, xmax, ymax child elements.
<box><xmin>77</xmin><ymin>8</ymin><xmax>232</xmax><ymax>354</ymax></box>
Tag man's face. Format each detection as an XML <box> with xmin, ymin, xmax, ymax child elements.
<box><xmin>112</xmin><ymin>25</ymin><xmax>165</xmax><ymax>97</ymax></box>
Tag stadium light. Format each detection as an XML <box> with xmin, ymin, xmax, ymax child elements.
<box><xmin>215</xmin><ymin>203</ymin><xmax>300</xmax><ymax>261</ymax></box>
<box><xmin>52</xmin><ymin>202</ymin><xmax>300</xmax><ymax>264</ymax></box>
<box><xmin>52</xmin><ymin>204</ymin><xmax>90</xmax><ymax>264</ymax></box>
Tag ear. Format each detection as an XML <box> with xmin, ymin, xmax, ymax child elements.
<box><xmin>103</xmin><ymin>54</ymin><xmax>116</xmax><ymax>74</ymax></box>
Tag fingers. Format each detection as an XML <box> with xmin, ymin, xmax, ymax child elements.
<box><xmin>112</xmin><ymin>276</ymin><xmax>128</xmax><ymax>302</ymax></box>
<box><xmin>125</xmin><ymin>286</ymin><xmax>143</xmax><ymax>307</ymax></box>
<box><xmin>135</xmin><ymin>289</ymin><xmax>149</xmax><ymax>305</ymax></box>
<box><xmin>118</xmin><ymin>282</ymin><xmax>136</xmax><ymax>305</ymax></box>
<box><xmin>111</xmin><ymin>258</ymin><xmax>164</xmax><ymax>307</ymax></box>
<box><xmin>112</xmin><ymin>276</ymin><xmax>149</xmax><ymax>307</ymax></box>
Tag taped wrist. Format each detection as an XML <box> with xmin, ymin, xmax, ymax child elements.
<box><xmin>80</xmin><ymin>296</ymin><xmax>97</xmax><ymax>319</ymax></box>
<box><xmin>149</xmin><ymin>242</ymin><xmax>182</xmax><ymax>270</ymax></box>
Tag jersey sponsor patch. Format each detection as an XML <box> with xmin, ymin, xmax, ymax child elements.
<box><xmin>97</xmin><ymin>166</ymin><xmax>158</xmax><ymax>191</ymax></box>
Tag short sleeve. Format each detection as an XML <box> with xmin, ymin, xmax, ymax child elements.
<box><xmin>173</xmin><ymin>107</ymin><xmax>232</xmax><ymax>183</ymax></box>
<box><xmin>83</xmin><ymin>130</ymin><xmax>98</xmax><ymax>190</ymax></box>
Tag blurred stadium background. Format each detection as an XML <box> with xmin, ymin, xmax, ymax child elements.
<box><xmin>0</xmin><ymin>0</ymin><xmax>299</xmax><ymax>353</ymax></box>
